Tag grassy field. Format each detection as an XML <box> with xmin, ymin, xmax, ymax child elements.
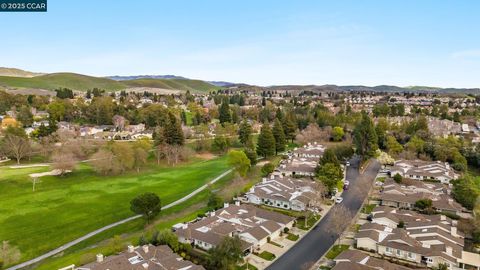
<box><xmin>0</xmin><ymin>156</ymin><xmax>229</xmax><ymax>266</ymax></box>
<box><xmin>0</xmin><ymin>72</ymin><xmax>219</xmax><ymax>92</ymax></box>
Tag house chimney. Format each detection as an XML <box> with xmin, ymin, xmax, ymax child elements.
<box><xmin>441</xmin><ymin>215</ymin><xmax>446</xmax><ymax>221</ymax></box>
<box><xmin>451</xmin><ymin>227</ymin><xmax>458</xmax><ymax>237</ymax></box>
<box><xmin>235</xmin><ymin>201</ymin><xmax>240</xmax><ymax>206</ymax></box>
<box><xmin>446</xmin><ymin>246</ymin><xmax>453</xmax><ymax>255</ymax></box>
<box><xmin>270</xmin><ymin>175</ymin><xmax>275</xmax><ymax>179</ymax></box>
<box><xmin>262</xmin><ymin>177</ymin><xmax>267</xmax><ymax>183</ymax></box>
<box><xmin>142</xmin><ymin>262</ymin><xmax>149</xmax><ymax>269</ymax></box>
<box><xmin>96</xmin><ymin>254</ymin><xmax>104</xmax><ymax>263</ymax></box>
<box><xmin>128</xmin><ymin>245</ymin><xmax>135</xmax><ymax>253</ymax></box>
<box><xmin>142</xmin><ymin>245</ymin><xmax>149</xmax><ymax>253</ymax></box>
<box><xmin>210</xmin><ymin>211</ymin><xmax>215</xmax><ymax>217</ymax></box>
<box><xmin>224</xmin><ymin>202</ymin><xmax>229</xmax><ymax>208</ymax></box>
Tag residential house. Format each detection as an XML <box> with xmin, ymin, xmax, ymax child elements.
<box><xmin>175</xmin><ymin>202</ymin><xmax>295</xmax><ymax>252</ymax></box>
<box><xmin>388</xmin><ymin>159</ymin><xmax>459</xmax><ymax>184</ymax></box>
<box><xmin>68</xmin><ymin>244</ymin><xmax>204</xmax><ymax>270</ymax></box>
<box><xmin>333</xmin><ymin>249</ymin><xmax>418</xmax><ymax>270</ymax></box>
<box><xmin>245</xmin><ymin>174</ymin><xmax>318</xmax><ymax>211</ymax></box>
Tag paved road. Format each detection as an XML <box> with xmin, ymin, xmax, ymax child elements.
<box><xmin>6</xmin><ymin>169</ymin><xmax>233</xmax><ymax>270</ymax></box>
<box><xmin>267</xmin><ymin>157</ymin><xmax>381</xmax><ymax>270</ymax></box>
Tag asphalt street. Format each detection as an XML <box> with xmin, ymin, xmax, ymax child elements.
<box><xmin>267</xmin><ymin>157</ymin><xmax>381</xmax><ymax>270</ymax></box>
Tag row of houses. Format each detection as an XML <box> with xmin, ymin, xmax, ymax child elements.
<box><xmin>66</xmin><ymin>244</ymin><xmax>204</xmax><ymax>270</ymax></box>
<box><xmin>174</xmin><ymin>202</ymin><xmax>295</xmax><ymax>252</ymax></box>
<box><xmin>379</xmin><ymin>178</ymin><xmax>465</xmax><ymax>216</ymax></box>
<box><xmin>355</xmin><ymin>206</ymin><xmax>480</xmax><ymax>269</ymax></box>
<box><xmin>387</xmin><ymin>159</ymin><xmax>459</xmax><ymax>184</ymax></box>
<box><xmin>244</xmin><ymin>142</ymin><xmax>325</xmax><ymax>212</ymax></box>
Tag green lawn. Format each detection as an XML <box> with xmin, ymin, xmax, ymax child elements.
<box><xmin>255</xmin><ymin>251</ymin><xmax>276</xmax><ymax>261</ymax></box>
<box><xmin>325</xmin><ymin>245</ymin><xmax>350</xmax><ymax>259</ymax></box>
<box><xmin>296</xmin><ymin>214</ymin><xmax>321</xmax><ymax>230</ymax></box>
<box><xmin>237</xmin><ymin>263</ymin><xmax>258</xmax><ymax>270</ymax></box>
<box><xmin>286</xmin><ymin>233</ymin><xmax>299</xmax><ymax>241</ymax></box>
<box><xmin>0</xmin><ymin>156</ymin><xmax>229</xmax><ymax>266</ymax></box>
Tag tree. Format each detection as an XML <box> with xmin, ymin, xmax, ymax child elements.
<box><xmin>452</xmin><ymin>176</ymin><xmax>479</xmax><ymax>210</ymax></box>
<box><xmin>132</xmin><ymin>138</ymin><xmax>152</xmax><ymax>172</ymax></box>
<box><xmin>90</xmin><ymin>148</ymin><xmax>117</xmax><ymax>175</ymax></box>
<box><xmin>51</xmin><ymin>150</ymin><xmax>77</xmax><ymax>176</ymax></box>
<box><xmin>331</xmin><ymin>126</ymin><xmax>344</xmax><ymax>142</ymax></box>
<box><xmin>208</xmin><ymin>236</ymin><xmax>243</xmax><ymax>270</ymax></box>
<box><xmin>227</xmin><ymin>150</ymin><xmax>251</xmax><ymax>177</ymax></box>
<box><xmin>243</xmin><ymin>147</ymin><xmax>258</xmax><ymax>166</ymax></box>
<box><xmin>353</xmin><ymin>112</ymin><xmax>378</xmax><ymax>159</ymax></box>
<box><xmin>261</xmin><ymin>162</ymin><xmax>275</xmax><ymax>176</ymax></box>
<box><xmin>326</xmin><ymin>205</ymin><xmax>354</xmax><ymax>244</ymax></box>
<box><xmin>1</xmin><ymin>127</ymin><xmax>31</xmax><ymax>164</ymax></box>
<box><xmin>0</xmin><ymin>241</ymin><xmax>21</xmax><ymax>267</ymax></box>
<box><xmin>415</xmin><ymin>199</ymin><xmax>433</xmax><ymax>210</ymax></box>
<box><xmin>219</xmin><ymin>100</ymin><xmax>231</xmax><ymax>124</ymax></box>
<box><xmin>130</xmin><ymin>192</ymin><xmax>161</xmax><ymax>223</ymax></box>
<box><xmin>207</xmin><ymin>190</ymin><xmax>224</xmax><ymax>210</ymax></box>
<box><xmin>406</xmin><ymin>135</ymin><xmax>425</xmax><ymax>156</ymax></box>
<box><xmin>393</xmin><ymin>173</ymin><xmax>403</xmax><ymax>183</ymax></box>
<box><xmin>156</xmin><ymin>229</ymin><xmax>180</xmax><ymax>252</ymax></box>
<box><xmin>317</xmin><ymin>163</ymin><xmax>343</xmax><ymax>192</ymax></box>
<box><xmin>272</xmin><ymin>119</ymin><xmax>286</xmax><ymax>155</ymax></box>
<box><xmin>16</xmin><ymin>106</ymin><xmax>33</xmax><ymax>127</ymax></box>
<box><xmin>257</xmin><ymin>123</ymin><xmax>276</xmax><ymax>158</ymax></box>
<box><xmin>212</xmin><ymin>136</ymin><xmax>229</xmax><ymax>153</ymax></box>
<box><xmin>283</xmin><ymin>113</ymin><xmax>297</xmax><ymax>142</ymax></box>
<box><xmin>238</xmin><ymin>120</ymin><xmax>253</xmax><ymax>146</ymax></box>
<box><xmin>386</xmin><ymin>135</ymin><xmax>403</xmax><ymax>156</ymax></box>
<box><xmin>165</xmin><ymin>112</ymin><xmax>184</xmax><ymax>145</ymax></box>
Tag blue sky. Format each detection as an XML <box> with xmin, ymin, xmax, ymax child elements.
<box><xmin>1</xmin><ymin>0</ymin><xmax>480</xmax><ymax>87</ymax></box>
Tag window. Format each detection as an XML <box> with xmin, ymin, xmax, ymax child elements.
<box><xmin>396</xmin><ymin>249</ymin><xmax>402</xmax><ymax>256</ymax></box>
<box><xmin>427</xmin><ymin>258</ymin><xmax>433</xmax><ymax>263</ymax></box>
<box><xmin>408</xmin><ymin>252</ymin><xmax>415</xmax><ymax>259</ymax></box>
<box><xmin>386</xmin><ymin>247</ymin><xmax>392</xmax><ymax>254</ymax></box>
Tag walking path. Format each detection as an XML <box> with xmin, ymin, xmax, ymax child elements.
<box><xmin>6</xmin><ymin>168</ymin><xmax>233</xmax><ymax>270</ymax></box>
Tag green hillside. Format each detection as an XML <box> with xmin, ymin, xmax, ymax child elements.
<box><xmin>124</xmin><ymin>78</ymin><xmax>219</xmax><ymax>92</ymax></box>
<box><xmin>0</xmin><ymin>73</ymin><xmax>125</xmax><ymax>91</ymax></box>
<box><xmin>0</xmin><ymin>73</ymin><xmax>219</xmax><ymax>92</ymax></box>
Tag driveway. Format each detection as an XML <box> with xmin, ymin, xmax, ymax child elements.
<box><xmin>267</xmin><ymin>157</ymin><xmax>381</xmax><ymax>270</ymax></box>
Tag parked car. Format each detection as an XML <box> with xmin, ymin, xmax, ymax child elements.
<box><xmin>344</xmin><ymin>180</ymin><xmax>350</xmax><ymax>185</ymax></box>
<box><xmin>335</xmin><ymin>197</ymin><xmax>344</xmax><ymax>204</ymax></box>
<box><xmin>346</xmin><ymin>161</ymin><xmax>350</xmax><ymax>166</ymax></box>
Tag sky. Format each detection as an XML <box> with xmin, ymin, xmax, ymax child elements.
<box><xmin>1</xmin><ymin>0</ymin><xmax>480</xmax><ymax>88</ymax></box>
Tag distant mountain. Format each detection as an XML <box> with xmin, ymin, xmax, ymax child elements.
<box><xmin>0</xmin><ymin>67</ymin><xmax>44</xmax><ymax>77</ymax></box>
<box><xmin>207</xmin><ymin>81</ymin><xmax>237</xmax><ymax>87</ymax></box>
<box><xmin>107</xmin><ymin>75</ymin><xmax>188</xmax><ymax>81</ymax></box>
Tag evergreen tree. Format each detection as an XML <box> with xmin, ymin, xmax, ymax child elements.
<box><xmin>257</xmin><ymin>123</ymin><xmax>276</xmax><ymax>158</ymax></box>
<box><xmin>353</xmin><ymin>112</ymin><xmax>378</xmax><ymax>159</ymax></box>
<box><xmin>219</xmin><ymin>100</ymin><xmax>231</xmax><ymax>124</ymax></box>
<box><xmin>165</xmin><ymin>112</ymin><xmax>184</xmax><ymax>145</ymax></box>
<box><xmin>272</xmin><ymin>119</ymin><xmax>286</xmax><ymax>154</ymax></box>
<box><xmin>238</xmin><ymin>120</ymin><xmax>253</xmax><ymax>146</ymax></box>
<box><xmin>283</xmin><ymin>112</ymin><xmax>297</xmax><ymax>142</ymax></box>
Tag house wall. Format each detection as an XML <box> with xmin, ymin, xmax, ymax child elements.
<box><xmin>377</xmin><ymin>245</ymin><xmax>421</xmax><ymax>264</ymax></box>
<box><xmin>356</xmin><ymin>238</ymin><xmax>377</xmax><ymax>251</ymax></box>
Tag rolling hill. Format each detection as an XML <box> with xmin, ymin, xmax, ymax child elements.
<box><xmin>0</xmin><ymin>67</ymin><xmax>44</xmax><ymax>77</ymax></box>
<box><xmin>0</xmin><ymin>72</ymin><xmax>219</xmax><ymax>92</ymax></box>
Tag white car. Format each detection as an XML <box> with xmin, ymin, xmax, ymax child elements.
<box><xmin>346</xmin><ymin>161</ymin><xmax>350</xmax><ymax>166</ymax></box>
<box><xmin>335</xmin><ymin>197</ymin><xmax>344</xmax><ymax>204</ymax></box>
<box><xmin>344</xmin><ymin>180</ymin><xmax>350</xmax><ymax>186</ymax></box>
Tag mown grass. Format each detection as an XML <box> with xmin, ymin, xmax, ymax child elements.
<box><xmin>255</xmin><ymin>251</ymin><xmax>276</xmax><ymax>261</ymax></box>
<box><xmin>325</xmin><ymin>244</ymin><xmax>349</xmax><ymax>259</ymax></box>
<box><xmin>0</xmin><ymin>156</ymin><xmax>229</xmax><ymax>266</ymax></box>
<box><xmin>33</xmin><ymin>169</ymin><xmax>235</xmax><ymax>270</ymax></box>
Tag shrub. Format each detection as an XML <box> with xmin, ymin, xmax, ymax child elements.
<box><xmin>393</xmin><ymin>173</ymin><xmax>402</xmax><ymax>183</ymax></box>
<box><xmin>261</xmin><ymin>163</ymin><xmax>275</xmax><ymax>176</ymax></box>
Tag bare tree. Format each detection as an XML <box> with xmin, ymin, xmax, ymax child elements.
<box><xmin>112</xmin><ymin>115</ymin><xmax>126</xmax><ymax>131</ymax></box>
<box><xmin>295</xmin><ymin>123</ymin><xmax>330</xmax><ymax>145</ymax></box>
<box><xmin>51</xmin><ymin>150</ymin><xmax>78</xmax><ymax>176</ymax></box>
<box><xmin>0</xmin><ymin>241</ymin><xmax>21</xmax><ymax>267</ymax></box>
<box><xmin>326</xmin><ymin>204</ymin><xmax>354</xmax><ymax>244</ymax></box>
<box><xmin>1</xmin><ymin>135</ymin><xmax>31</xmax><ymax>164</ymax></box>
<box><xmin>153</xmin><ymin>144</ymin><xmax>166</xmax><ymax>165</ymax></box>
<box><xmin>90</xmin><ymin>148</ymin><xmax>117</xmax><ymax>175</ymax></box>
<box><xmin>165</xmin><ymin>144</ymin><xmax>183</xmax><ymax>166</ymax></box>
<box><xmin>310</xmin><ymin>181</ymin><xmax>326</xmax><ymax>213</ymax></box>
